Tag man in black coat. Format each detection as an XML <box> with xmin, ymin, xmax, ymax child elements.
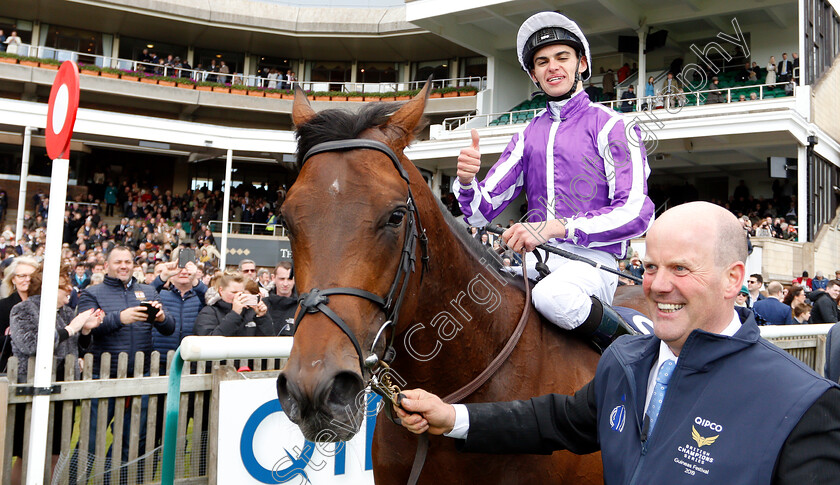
<box><xmin>265</xmin><ymin>262</ymin><xmax>297</xmax><ymax>336</ymax></box>
<box><xmin>808</xmin><ymin>280</ymin><xmax>839</xmax><ymax>323</ymax></box>
<box><xmin>395</xmin><ymin>202</ymin><xmax>840</xmax><ymax>484</ymax></box>
<box><xmin>827</xmin><ymin>322</ymin><xmax>840</xmax><ymax>383</ymax></box>
<box><xmin>778</xmin><ymin>53</ymin><xmax>794</xmax><ymax>82</ymax></box>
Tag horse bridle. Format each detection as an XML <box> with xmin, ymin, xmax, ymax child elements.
<box><xmin>293</xmin><ymin>138</ymin><xmax>533</xmax><ymax>485</ymax></box>
<box><xmin>293</xmin><ymin>139</ymin><xmax>430</xmax><ymax>379</ymax></box>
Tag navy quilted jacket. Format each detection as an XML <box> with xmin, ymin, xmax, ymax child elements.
<box><xmin>77</xmin><ymin>275</ymin><xmax>175</xmax><ymax>377</ymax></box>
<box><xmin>151</xmin><ymin>276</ymin><xmax>207</xmax><ymax>368</ymax></box>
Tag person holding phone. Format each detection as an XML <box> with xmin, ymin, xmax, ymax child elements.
<box><xmin>76</xmin><ymin>246</ymin><xmax>174</xmax><ymax>479</ymax></box>
<box><xmin>151</xmin><ymin>248</ymin><xmax>208</xmax><ymax>369</ymax></box>
<box><xmin>194</xmin><ymin>272</ymin><xmax>273</xmax><ymax>337</ymax></box>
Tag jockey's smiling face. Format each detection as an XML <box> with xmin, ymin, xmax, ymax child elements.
<box><xmin>529</xmin><ymin>44</ymin><xmax>586</xmax><ymax>97</ymax></box>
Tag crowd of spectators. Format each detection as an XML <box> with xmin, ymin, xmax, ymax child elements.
<box><xmin>135</xmin><ymin>49</ymin><xmax>298</xmax><ymax>88</ymax></box>
<box><xmin>0</xmin><ymin>240</ymin><xmax>298</xmax><ymax>481</ymax></box>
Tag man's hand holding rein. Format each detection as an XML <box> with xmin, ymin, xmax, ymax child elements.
<box><xmin>503</xmin><ymin>219</ymin><xmax>568</xmax><ymax>253</ymax></box>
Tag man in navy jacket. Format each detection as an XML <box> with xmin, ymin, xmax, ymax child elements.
<box><xmin>752</xmin><ymin>281</ymin><xmax>794</xmax><ymax>325</ymax></box>
<box><xmin>396</xmin><ymin>202</ymin><xmax>840</xmax><ymax>484</ymax></box>
<box><xmin>77</xmin><ymin>246</ymin><xmax>174</xmax><ymax>477</ymax></box>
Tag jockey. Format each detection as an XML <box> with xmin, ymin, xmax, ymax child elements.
<box><xmin>453</xmin><ymin>12</ymin><xmax>655</xmax><ymax>351</ymax></box>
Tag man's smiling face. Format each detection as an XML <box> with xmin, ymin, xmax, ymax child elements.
<box><xmin>529</xmin><ymin>44</ymin><xmax>585</xmax><ymax>97</ymax></box>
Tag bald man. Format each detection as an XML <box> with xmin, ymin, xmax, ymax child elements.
<box><xmin>396</xmin><ymin>202</ymin><xmax>840</xmax><ymax>484</ymax></box>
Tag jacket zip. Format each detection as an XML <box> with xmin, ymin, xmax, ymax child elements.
<box><xmin>617</xmin><ymin>354</ymin><xmax>648</xmax><ymax>485</ymax></box>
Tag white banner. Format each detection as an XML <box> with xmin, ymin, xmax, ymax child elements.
<box><xmin>218</xmin><ymin>378</ymin><xmax>379</xmax><ymax>484</ymax></box>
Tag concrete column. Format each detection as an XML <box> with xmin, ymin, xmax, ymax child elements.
<box><xmin>111</xmin><ymin>34</ymin><xmax>120</xmax><ymax>69</ymax></box>
<box><xmin>31</xmin><ymin>21</ymin><xmax>41</xmax><ymax>47</ymax></box>
<box><xmin>350</xmin><ymin>59</ymin><xmax>358</xmax><ymax>88</ymax></box>
<box><xmin>15</xmin><ymin>127</ymin><xmax>32</xmax><ymax>242</ymax></box>
<box><xmin>431</xmin><ymin>169</ymin><xmax>442</xmax><ymax>198</ymax></box>
<box><xmin>797</xmin><ymin>144</ymin><xmax>808</xmax><ymax>242</ymax></box>
<box><xmin>243</xmin><ymin>52</ymin><xmax>251</xmax><ymax>77</ymax></box>
<box><xmin>637</xmin><ymin>28</ymin><xmax>646</xmax><ymax>112</ymax></box>
<box><xmin>220</xmin><ymin>149</ymin><xmax>233</xmax><ymax>270</ymax></box>
<box><xmin>450</xmin><ymin>58</ymin><xmax>459</xmax><ymax>85</ymax></box>
<box><xmin>187</xmin><ymin>46</ymin><xmax>195</xmax><ymax>67</ymax></box>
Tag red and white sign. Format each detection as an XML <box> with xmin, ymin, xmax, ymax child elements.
<box><xmin>46</xmin><ymin>61</ymin><xmax>80</xmax><ymax>160</ymax></box>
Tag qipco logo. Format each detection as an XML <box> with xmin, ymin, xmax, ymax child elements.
<box><xmin>240</xmin><ymin>400</ymin><xmax>325</xmax><ymax>484</ymax></box>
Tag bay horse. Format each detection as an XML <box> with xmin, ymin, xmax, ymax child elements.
<box><xmin>277</xmin><ymin>83</ymin><xmax>642</xmax><ymax>484</ymax></box>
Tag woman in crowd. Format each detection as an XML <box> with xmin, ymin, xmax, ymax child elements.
<box><xmin>644</xmin><ymin>76</ymin><xmax>655</xmax><ymax>109</ymax></box>
<box><xmin>3</xmin><ymin>31</ymin><xmax>21</xmax><ymax>55</ymax></box>
<box><xmin>0</xmin><ymin>257</ymin><xmax>39</xmax><ymax>372</ymax></box>
<box><xmin>766</xmin><ymin>56</ymin><xmax>777</xmax><ymax>85</ymax></box>
<box><xmin>783</xmin><ymin>285</ymin><xmax>807</xmax><ymax>309</ymax></box>
<box><xmin>8</xmin><ymin>267</ymin><xmax>103</xmax><ymax>484</ymax></box>
<box><xmin>194</xmin><ymin>272</ymin><xmax>272</xmax><ymax>336</ymax></box>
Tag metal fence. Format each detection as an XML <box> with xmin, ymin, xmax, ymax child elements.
<box><xmin>0</xmin><ymin>351</ymin><xmax>285</xmax><ymax>485</ymax></box>
<box><xmin>11</xmin><ymin>43</ymin><xmax>486</xmax><ymax>93</ymax></box>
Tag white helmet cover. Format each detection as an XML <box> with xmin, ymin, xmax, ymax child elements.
<box><xmin>516</xmin><ymin>12</ymin><xmax>592</xmax><ymax>81</ymax></box>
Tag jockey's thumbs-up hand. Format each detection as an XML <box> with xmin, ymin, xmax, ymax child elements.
<box><xmin>457</xmin><ymin>129</ymin><xmax>481</xmax><ymax>185</ymax></box>
<box><xmin>394</xmin><ymin>388</ymin><xmax>455</xmax><ymax>436</ymax></box>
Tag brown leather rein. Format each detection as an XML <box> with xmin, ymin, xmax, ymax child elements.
<box><xmin>404</xmin><ymin>254</ymin><xmax>531</xmax><ymax>485</ymax></box>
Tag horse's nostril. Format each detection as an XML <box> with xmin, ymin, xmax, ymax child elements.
<box><xmin>276</xmin><ymin>373</ymin><xmax>301</xmax><ymax>420</ymax></box>
<box><xmin>328</xmin><ymin>371</ymin><xmax>365</xmax><ymax>409</ymax></box>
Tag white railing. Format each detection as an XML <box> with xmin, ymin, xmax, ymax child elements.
<box><xmin>442</xmin><ymin>81</ymin><xmax>796</xmax><ymax>131</ymax></box>
<box><xmin>10</xmin><ymin>43</ymin><xmax>486</xmax><ymax>92</ymax></box>
<box><xmin>208</xmin><ymin>219</ymin><xmax>286</xmax><ymax>236</ymax></box>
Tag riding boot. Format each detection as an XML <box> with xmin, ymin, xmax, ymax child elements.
<box><xmin>573</xmin><ymin>296</ymin><xmax>637</xmax><ymax>353</ymax></box>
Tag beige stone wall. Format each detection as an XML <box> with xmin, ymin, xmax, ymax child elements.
<box><xmin>812</xmin><ymin>55</ymin><xmax>840</xmax><ymax>142</ymax></box>
<box><xmin>753</xmin><ymin>238</ymin><xmax>804</xmax><ymax>282</ymax></box>
<box><xmin>812</xmin><ymin>211</ymin><xmax>840</xmax><ymax>276</ymax></box>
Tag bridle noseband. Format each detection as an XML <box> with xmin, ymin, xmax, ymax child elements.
<box><xmin>293</xmin><ymin>139</ymin><xmax>429</xmax><ymax>377</ymax></box>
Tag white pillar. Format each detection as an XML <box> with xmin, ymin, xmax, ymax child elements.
<box><xmin>111</xmin><ymin>35</ymin><xmax>120</xmax><ymax>69</ymax></box>
<box><xmin>637</xmin><ymin>29</ymin><xmax>646</xmax><ymax>112</ymax></box>
<box><xmin>431</xmin><ymin>169</ymin><xmax>442</xmax><ymax>198</ymax></box>
<box><xmin>220</xmin><ymin>149</ymin><xmax>233</xmax><ymax>270</ymax></box>
<box><xmin>25</xmin><ymin>157</ymin><xmax>70</xmax><ymax>485</ymax></box>
<box><xmin>797</xmin><ymin>144</ymin><xmax>808</xmax><ymax>242</ymax></box>
<box><xmin>15</xmin><ymin>127</ymin><xmax>32</xmax><ymax>243</ymax></box>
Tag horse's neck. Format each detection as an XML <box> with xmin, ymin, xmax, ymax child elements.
<box><xmin>395</xmin><ymin>212</ymin><xmax>530</xmax><ymax>397</ymax></box>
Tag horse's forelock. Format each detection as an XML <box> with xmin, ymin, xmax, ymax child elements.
<box><xmin>295</xmin><ymin>103</ymin><xmax>402</xmax><ymax>168</ymax></box>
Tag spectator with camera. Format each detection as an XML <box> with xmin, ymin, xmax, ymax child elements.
<box><xmin>76</xmin><ymin>245</ymin><xmax>174</xmax><ymax>476</ymax></box>
<box><xmin>194</xmin><ymin>272</ymin><xmax>272</xmax><ymax>336</ymax></box>
<box><xmin>151</xmin><ymin>248</ymin><xmax>207</xmax><ymax>370</ymax></box>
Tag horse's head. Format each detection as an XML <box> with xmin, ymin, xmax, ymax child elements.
<box><xmin>276</xmin><ymin>84</ymin><xmax>430</xmax><ymax>442</ymax></box>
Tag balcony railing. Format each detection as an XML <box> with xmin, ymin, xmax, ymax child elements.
<box><xmin>8</xmin><ymin>43</ymin><xmax>486</xmax><ymax>93</ymax></box>
<box><xmin>442</xmin><ymin>81</ymin><xmax>796</xmax><ymax>131</ymax></box>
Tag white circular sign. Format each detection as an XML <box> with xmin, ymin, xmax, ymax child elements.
<box><xmin>52</xmin><ymin>84</ymin><xmax>69</xmax><ymax>135</ymax></box>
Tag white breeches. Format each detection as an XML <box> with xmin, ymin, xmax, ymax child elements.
<box><xmin>508</xmin><ymin>243</ymin><xmax>618</xmax><ymax>330</ymax></box>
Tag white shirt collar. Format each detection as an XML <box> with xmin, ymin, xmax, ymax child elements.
<box><xmin>547</xmin><ymin>89</ymin><xmax>586</xmax><ymax>119</ymax></box>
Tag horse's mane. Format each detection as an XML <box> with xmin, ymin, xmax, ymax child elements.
<box><xmin>295</xmin><ymin>103</ymin><xmax>424</xmax><ymax>167</ymax></box>
<box><xmin>295</xmin><ymin>102</ymin><xmax>521</xmax><ymax>288</ymax></box>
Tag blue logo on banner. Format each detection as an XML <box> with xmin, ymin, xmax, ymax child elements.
<box><xmin>240</xmin><ymin>400</ymin><xmax>315</xmax><ymax>483</ymax></box>
<box><xmin>240</xmin><ymin>394</ymin><xmax>382</xmax><ymax>482</ymax></box>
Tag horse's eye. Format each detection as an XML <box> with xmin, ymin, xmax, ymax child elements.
<box><xmin>387</xmin><ymin>210</ymin><xmax>406</xmax><ymax>227</ymax></box>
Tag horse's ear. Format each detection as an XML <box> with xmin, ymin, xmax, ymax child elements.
<box><xmin>292</xmin><ymin>85</ymin><xmax>317</xmax><ymax>127</ymax></box>
<box><xmin>382</xmin><ymin>78</ymin><xmax>430</xmax><ymax>150</ymax></box>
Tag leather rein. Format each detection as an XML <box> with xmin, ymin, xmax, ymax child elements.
<box><xmin>293</xmin><ymin>138</ymin><xmax>531</xmax><ymax>485</ymax></box>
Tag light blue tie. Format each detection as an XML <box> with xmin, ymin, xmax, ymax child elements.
<box><xmin>646</xmin><ymin>360</ymin><xmax>676</xmax><ymax>435</ymax></box>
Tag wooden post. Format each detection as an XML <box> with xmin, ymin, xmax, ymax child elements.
<box><xmin>111</xmin><ymin>353</ymin><xmax>128</xmax><ymax>484</ymax></box>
